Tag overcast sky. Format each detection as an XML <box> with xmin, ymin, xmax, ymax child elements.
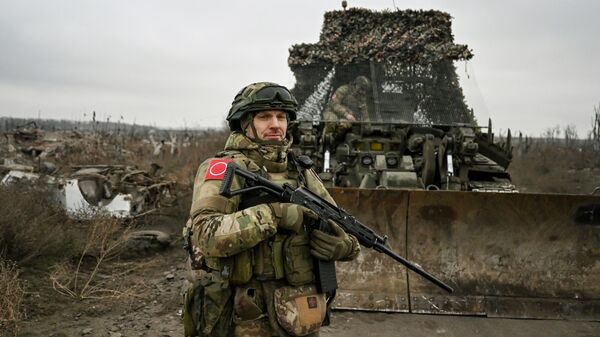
<box><xmin>1</xmin><ymin>0</ymin><xmax>599</xmax><ymax>137</ymax></box>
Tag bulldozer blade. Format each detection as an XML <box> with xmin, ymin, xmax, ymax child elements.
<box><xmin>329</xmin><ymin>188</ymin><xmax>600</xmax><ymax>320</ymax></box>
<box><xmin>329</xmin><ymin>189</ymin><xmax>410</xmax><ymax>312</ymax></box>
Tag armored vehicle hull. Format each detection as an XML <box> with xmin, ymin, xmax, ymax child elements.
<box><xmin>288</xmin><ymin>7</ymin><xmax>600</xmax><ymax>321</ymax></box>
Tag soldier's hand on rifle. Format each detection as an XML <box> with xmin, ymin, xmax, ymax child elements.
<box><xmin>310</xmin><ymin>221</ymin><xmax>355</xmax><ymax>261</ymax></box>
<box><xmin>269</xmin><ymin>203</ymin><xmax>317</xmax><ymax>233</ymax></box>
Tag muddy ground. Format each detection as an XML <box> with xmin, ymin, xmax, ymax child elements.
<box><xmin>15</xmin><ymin>213</ymin><xmax>600</xmax><ymax>337</ymax></box>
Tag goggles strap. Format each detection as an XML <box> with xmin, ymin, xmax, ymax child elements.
<box><xmin>243</xmin><ymin>113</ymin><xmax>260</xmax><ymax>140</ymax></box>
<box><xmin>250</xmin><ymin>122</ymin><xmax>259</xmax><ymax>140</ymax></box>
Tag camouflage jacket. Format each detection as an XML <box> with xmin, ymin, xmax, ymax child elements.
<box><xmin>323</xmin><ymin>84</ymin><xmax>370</xmax><ymax>122</ymax></box>
<box><xmin>189</xmin><ymin>132</ymin><xmax>354</xmax><ymax>261</ymax></box>
<box><xmin>187</xmin><ymin>132</ymin><xmax>360</xmax><ymax>337</ymax></box>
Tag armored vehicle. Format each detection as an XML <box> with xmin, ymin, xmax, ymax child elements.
<box><xmin>288</xmin><ymin>8</ymin><xmax>600</xmax><ymax>321</ymax></box>
<box><xmin>291</xmin><ymin>118</ymin><xmax>514</xmax><ymax>192</ymax></box>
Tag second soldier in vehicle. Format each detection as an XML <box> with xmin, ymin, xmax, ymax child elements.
<box><xmin>322</xmin><ymin>75</ymin><xmax>372</xmax><ymax>137</ymax></box>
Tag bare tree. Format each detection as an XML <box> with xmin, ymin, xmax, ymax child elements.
<box><xmin>563</xmin><ymin>124</ymin><xmax>578</xmax><ymax>147</ymax></box>
<box><xmin>542</xmin><ymin>125</ymin><xmax>561</xmax><ymax>143</ymax></box>
<box><xmin>592</xmin><ymin>103</ymin><xmax>600</xmax><ymax>151</ymax></box>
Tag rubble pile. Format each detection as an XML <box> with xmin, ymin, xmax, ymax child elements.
<box><xmin>67</xmin><ymin>164</ymin><xmax>176</xmax><ymax>217</ymax></box>
<box><xmin>0</xmin><ymin>124</ymin><xmax>177</xmax><ymax>218</ymax></box>
<box><xmin>3</xmin><ymin>124</ymin><xmax>121</xmax><ymax>171</ymax></box>
<box><xmin>288</xmin><ymin>8</ymin><xmax>473</xmax><ymax>67</ymax></box>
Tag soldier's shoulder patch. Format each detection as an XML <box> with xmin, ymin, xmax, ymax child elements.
<box><xmin>204</xmin><ymin>159</ymin><xmax>231</xmax><ymax>180</ymax></box>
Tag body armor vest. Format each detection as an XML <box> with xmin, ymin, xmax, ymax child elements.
<box><xmin>228</xmin><ymin>157</ymin><xmax>315</xmax><ymax>286</ymax></box>
<box><xmin>188</xmin><ymin>148</ymin><xmax>317</xmax><ymax>288</ymax></box>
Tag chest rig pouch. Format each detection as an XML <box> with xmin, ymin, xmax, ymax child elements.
<box><xmin>230</xmin><ymin>153</ymin><xmax>316</xmax><ymax>287</ymax></box>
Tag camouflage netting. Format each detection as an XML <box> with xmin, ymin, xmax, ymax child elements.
<box><xmin>288</xmin><ymin>8</ymin><xmax>472</xmax><ymax>67</ymax></box>
<box><xmin>289</xmin><ymin>8</ymin><xmax>475</xmax><ymax>125</ymax></box>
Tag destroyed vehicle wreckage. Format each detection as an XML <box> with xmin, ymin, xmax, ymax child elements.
<box><xmin>1</xmin><ymin>121</ymin><xmax>178</xmax><ymax>218</ymax></box>
<box><xmin>1</xmin><ymin>163</ymin><xmax>176</xmax><ymax>219</ymax></box>
<box><xmin>58</xmin><ymin>164</ymin><xmax>176</xmax><ymax>218</ymax></box>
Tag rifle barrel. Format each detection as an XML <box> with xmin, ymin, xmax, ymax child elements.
<box><xmin>376</xmin><ymin>243</ymin><xmax>454</xmax><ymax>293</ymax></box>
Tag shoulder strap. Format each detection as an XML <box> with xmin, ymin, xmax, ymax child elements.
<box><xmin>215</xmin><ymin>150</ymin><xmax>243</xmax><ymax>158</ymax></box>
<box><xmin>287</xmin><ymin>152</ymin><xmax>307</xmax><ymax>187</ymax></box>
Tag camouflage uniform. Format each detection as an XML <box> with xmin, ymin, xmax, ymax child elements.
<box><xmin>323</xmin><ymin>76</ymin><xmax>371</xmax><ymax>135</ymax></box>
<box><xmin>323</xmin><ymin>85</ymin><xmax>370</xmax><ymax>122</ymax></box>
<box><xmin>185</xmin><ymin>127</ymin><xmax>359</xmax><ymax>335</ymax></box>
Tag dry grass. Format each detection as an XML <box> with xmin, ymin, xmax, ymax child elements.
<box><xmin>49</xmin><ymin>216</ymin><xmax>139</xmax><ymax>300</ymax></box>
<box><xmin>0</xmin><ymin>127</ymin><xmax>229</xmax><ymax>321</ymax></box>
<box><xmin>0</xmin><ymin>184</ymin><xmax>77</xmax><ymax>333</ymax></box>
<box><xmin>0</xmin><ymin>184</ymin><xmax>78</xmax><ymax>265</ymax></box>
<box><xmin>510</xmin><ymin>139</ymin><xmax>600</xmax><ymax>194</ymax></box>
<box><xmin>44</xmin><ymin>130</ymin><xmax>226</xmax><ymax>222</ymax></box>
<box><xmin>54</xmin><ymin>129</ymin><xmax>229</xmax><ymax>189</ymax></box>
<box><xmin>54</xmin><ymin>133</ymin><xmax>159</xmax><ymax>175</ymax></box>
<box><xmin>152</xmin><ymin>129</ymin><xmax>230</xmax><ymax>187</ymax></box>
<box><xmin>0</xmin><ymin>259</ymin><xmax>25</xmax><ymax>337</ymax></box>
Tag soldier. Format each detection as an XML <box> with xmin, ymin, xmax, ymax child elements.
<box><xmin>183</xmin><ymin>82</ymin><xmax>360</xmax><ymax>337</ymax></box>
<box><xmin>322</xmin><ymin>75</ymin><xmax>372</xmax><ymax>133</ymax></box>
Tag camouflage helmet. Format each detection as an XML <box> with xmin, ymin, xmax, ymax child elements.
<box><xmin>227</xmin><ymin>82</ymin><xmax>298</xmax><ymax>131</ymax></box>
<box><xmin>352</xmin><ymin>75</ymin><xmax>371</xmax><ymax>92</ymax></box>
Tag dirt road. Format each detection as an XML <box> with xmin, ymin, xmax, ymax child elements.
<box><xmin>18</xmin><ymin>245</ymin><xmax>599</xmax><ymax>337</ymax></box>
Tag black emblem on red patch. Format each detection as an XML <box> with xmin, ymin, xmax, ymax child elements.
<box><xmin>307</xmin><ymin>296</ymin><xmax>318</xmax><ymax>309</ymax></box>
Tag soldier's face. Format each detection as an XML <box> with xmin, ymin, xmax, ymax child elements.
<box><xmin>247</xmin><ymin>110</ymin><xmax>288</xmax><ymax>141</ymax></box>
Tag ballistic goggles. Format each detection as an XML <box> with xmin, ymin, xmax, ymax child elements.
<box><xmin>250</xmin><ymin>86</ymin><xmax>297</xmax><ymax>105</ymax></box>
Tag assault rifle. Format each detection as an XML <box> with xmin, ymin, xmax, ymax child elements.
<box><xmin>219</xmin><ymin>162</ymin><xmax>453</xmax><ymax>294</ymax></box>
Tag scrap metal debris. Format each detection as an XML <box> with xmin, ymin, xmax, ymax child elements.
<box><xmin>13</xmin><ymin>121</ymin><xmax>45</xmax><ymax>141</ymax></box>
<box><xmin>60</xmin><ymin>164</ymin><xmax>176</xmax><ymax>218</ymax></box>
<box><xmin>0</xmin><ymin>124</ymin><xmax>177</xmax><ymax>218</ymax></box>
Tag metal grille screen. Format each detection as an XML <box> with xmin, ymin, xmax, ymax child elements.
<box><xmin>293</xmin><ymin>60</ymin><xmax>475</xmax><ymax>126</ymax></box>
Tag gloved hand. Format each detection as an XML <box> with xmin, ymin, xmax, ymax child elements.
<box><xmin>269</xmin><ymin>203</ymin><xmax>317</xmax><ymax>233</ymax></box>
<box><xmin>310</xmin><ymin>221</ymin><xmax>356</xmax><ymax>261</ymax></box>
